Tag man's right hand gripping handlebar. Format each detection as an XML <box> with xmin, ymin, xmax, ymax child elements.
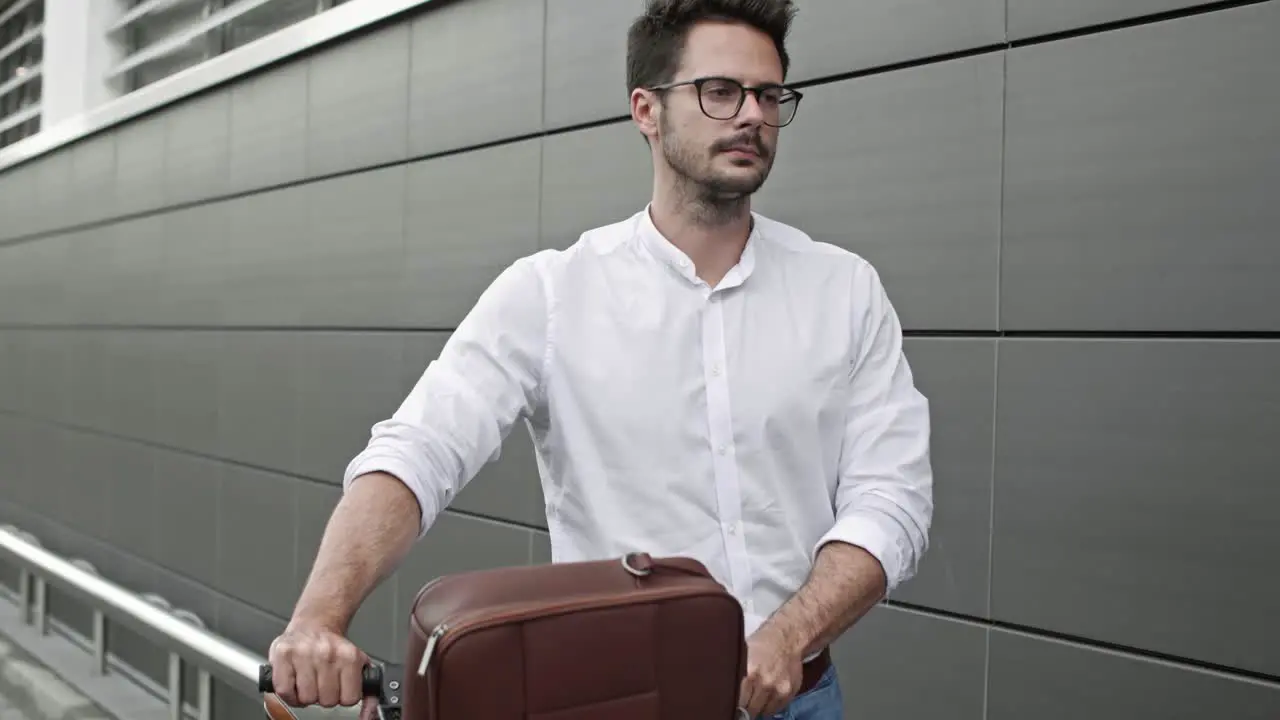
<box><xmin>258</xmin><ymin>623</ymin><xmax>385</xmax><ymax>720</ymax></box>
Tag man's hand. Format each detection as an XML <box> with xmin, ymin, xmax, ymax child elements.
<box><xmin>738</xmin><ymin>625</ymin><xmax>805</xmax><ymax>718</ymax></box>
<box><xmin>267</xmin><ymin>621</ymin><xmax>379</xmax><ymax>720</ymax></box>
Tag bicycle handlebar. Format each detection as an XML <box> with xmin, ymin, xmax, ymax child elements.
<box><xmin>257</xmin><ymin>663</ymin><xmax>383</xmax><ymax>697</ymax></box>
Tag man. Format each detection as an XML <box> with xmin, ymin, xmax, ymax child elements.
<box><xmin>267</xmin><ymin>1</ymin><xmax>933</xmax><ymax>718</ymax></box>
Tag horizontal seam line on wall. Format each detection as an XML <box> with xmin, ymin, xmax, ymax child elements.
<box><xmin>444</xmin><ymin>508</ymin><xmax>547</xmax><ymax>534</ymax></box>
<box><xmin>791</xmin><ymin>43</ymin><xmax>1007</xmax><ymax>92</ymax></box>
<box><xmin>0</xmin><ymin>6</ymin><xmax>1158</xmax><ymax>250</ymax></box>
<box><xmin>0</xmin><ymin>0</ymin><xmax>1269</xmax><ymax>251</ymax></box>
<box><xmin>0</xmin><ymin>407</ymin><xmax>351</xmax><ymax>489</ymax></box>
<box><xmin>3</xmin><ymin>406</ymin><xmax>1275</xmax><ymax>682</ymax></box>
<box><xmin>3</xmin><ymin>326</ymin><xmax>1280</xmax><ymax>340</ymax></box>
<box><xmin>0</xmin><ymin>324</ymin><xmax>461</xmax><ymax>333</ymax></box>
<box><xmin>886</xmin><ymin>599</ymin><xmax>1280</xmax><ymax>688</ymax></box>
<box><xmin>0</xmin><ymin>500</ymin><xmax>306</xmax><ymax>652</ymax></box>
<box><xmin>5</xmin><ymin>490</ymin><xmax>1275</xmax><ymax>691</ymax></box>
<box><xmin>0</xmin><ymin>496</ymin><xmax>539</xmax><ymax>668</ymax></box>
<box><xmin>0</xmin><ymin>408</ymin><xmax>549</xmax><ymax>534</ymax></box>
<box><xmin>0</xmin><ymin>111</ymin><xmax>631</xmax><ymax>251</ymax></box>
<box><xmin>0</xmin><ymin>495</ymin><xmax>542</xmax><ymax>619</ymax></box>
<box><xmin>0</xmin><ymin>497</ymin><xmax>279</xmax><ymax>620</ymax></box>
<box><xmin>0</xmin><ymin>36</ymin><xmax>1009</xmax><ymax>247</ymax></box>
<box><xmin>1007</xmin><ymin>0</ymin><xmax>1274</xmax><ymax>48</ymax></box>
<box><xmin>907</xmin><ymin>330</ymin><xmax>1280</xmax><ymax>340</ymax></box>
<box><xmin>1</xmin><ymin>45</ymin><xmax>1015</xmax><ymax>246</ymax></box>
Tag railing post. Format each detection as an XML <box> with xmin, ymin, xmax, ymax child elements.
<box><xmin>11</xmin><ymin>529</ymin><xmax>40</xmax><ymax>626</ymax></box>
<box><xmin>92</xmin><ymin>609</ymin><xmax>109</xmax><ymax>674</ymax></box>
<box><xmin>140</xmin><ymin>594</ymin><xmax>184</xmax><ymax>720</ymax></box>
<box><xmin>33</xmin><ymin>575</ymin><xmax>47</xmax><ymax>635</ymax></box>
<box><xmin>174</xmin><ymin>609</ymin><xmax>212</xmax><ymax>720</ymax></box>
<box><xmin>168</xmin><ymin>651</ymin><xmax>184</xmax><ymax>720</ymax></box>
<box><xmin>70</xmin><ymin>559</ymin><xmax>109</xmax><ymax>675</ymax></box>
<box><xmin>197</xmin><ymin>668</ymin><xmax>213</xmax><ymax>720</ymax></box>
<box><xmin>18</xmin><ymin>568</ymin><xmax>31</xmax><ymax>624</ymax></box>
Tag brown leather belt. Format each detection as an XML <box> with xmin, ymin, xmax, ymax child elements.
<box><xmin>798</xmin><ymin>647</ymin><xmax>832</xmax><ymax>696</ymax></box>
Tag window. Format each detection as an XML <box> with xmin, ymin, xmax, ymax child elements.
<box><xmin>0</xmin><ymin>0</ymin><xmax>44</xmax><ymax>150</ymax></box>
<box><xmin>111</xmin><ymin>0</ymin><xmax>349</xmax><ymax>93</ymax></box>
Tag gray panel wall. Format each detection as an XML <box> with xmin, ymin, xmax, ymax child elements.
<box><xmin>2</xmin><ymin>1</ymin><xmax>1279</xmax><ymax>718</ymax></box>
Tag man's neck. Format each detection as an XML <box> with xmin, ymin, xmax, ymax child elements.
<box><xmin>649</xmin><ymin>188</ymin><xmax>752</xmax><ymax>288</ymax></box>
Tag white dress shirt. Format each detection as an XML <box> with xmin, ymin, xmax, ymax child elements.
<box><xmin>344</xmin><ymin>206</ymin><xmax>933</xmax><ymax>641</ymax></box>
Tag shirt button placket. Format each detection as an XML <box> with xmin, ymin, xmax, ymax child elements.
<box><xmin>702</xmin><ymin>291</ymin><xmax>752</xmax><ymax>602</ymax></box>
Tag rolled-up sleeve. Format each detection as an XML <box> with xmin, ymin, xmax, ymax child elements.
<box><xmin>343</xmin><ymin>253</ymin><xmax>552</xmax><ymax>539</ymax></box>
<box><xmin>815</xmin><ymin>260</ymin><xmax>934</xmax><ymax>594</ymax></box>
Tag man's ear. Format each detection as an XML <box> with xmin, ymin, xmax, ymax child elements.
<box><xmin>631</xmin><ymin>88</ymin><xmax>660</xmax><ymax>143</ymax></box>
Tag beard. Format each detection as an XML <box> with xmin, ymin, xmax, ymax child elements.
<box><xmin>659</xmin><ymin>113</ymin><xmax>774</xmax><ymax>227</ymax></box>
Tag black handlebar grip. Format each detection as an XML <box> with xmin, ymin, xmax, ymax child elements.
<box><xmin>258</xmin><ymin>663</ymin><xmax>382</xmax><ymax>697</ymax></box>
<box><xmin>258</xmin><ymin>664</ymin><xmax>273</xmax><ymax>693</ymax></box>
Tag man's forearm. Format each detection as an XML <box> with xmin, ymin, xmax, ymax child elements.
<box><xmin>290</xmin><ymin>472</ymin><xmax>422</xmax><ymax>633</ymax></box>
<box><xmin>757</xmin><ymin>541</ymin><xmax>888</xmax><ymax>657</ymax></box>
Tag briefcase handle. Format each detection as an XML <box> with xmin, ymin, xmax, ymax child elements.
<box><xmin>620</xmin><ymin>551</ymin><xmax>713</xmax><ymax>579</ymax></box>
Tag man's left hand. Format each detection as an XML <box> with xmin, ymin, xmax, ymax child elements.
<box><xmin>738</xmin><ymin>626</ymin><xmax>805</xmax><ymax>718</ymax></box>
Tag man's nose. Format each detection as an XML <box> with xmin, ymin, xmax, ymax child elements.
<box><xmin>735</xmin><ymin>92</ymin><xmax>767</xmax><ymax>126</ymax></box>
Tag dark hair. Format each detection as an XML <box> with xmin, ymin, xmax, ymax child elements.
<box><xmin>626</xmin><ymin>0</ymin><xmax>797</xmax><ymax>93</ymax></box>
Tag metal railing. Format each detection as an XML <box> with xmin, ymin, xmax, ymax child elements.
<box><xmin>0</xmin><ymin>524</ymin><xmax>353</xmax><ymax>719</ymax></box>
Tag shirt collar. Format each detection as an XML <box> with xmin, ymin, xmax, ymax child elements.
<box><xmin>636</xmin><ymin>203</ymin><xmax>759</xmax><ymax>291</ymax></box>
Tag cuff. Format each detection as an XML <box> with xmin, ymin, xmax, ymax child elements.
<box><xmin>343</xmin><ymin>452</ymin><xmax>438</xmax><ymax>540</ymax></box>
<box><xmin>813</xmin><ymin>509</ymin><xmax>909</xmax><ymax>595</ymax></box>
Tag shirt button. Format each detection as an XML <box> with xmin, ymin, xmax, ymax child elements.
<box><xmin>718</xmin><ymin>444</ymin><xmax>728</xmax><ymax>455</ymax></box>
<box><xmin>725</xmin><ymin>522</ymin><xmax>737</xmax><ymax>535</ymax></box>
<box><xmin>711</xmin><ymin>364</ymin><xmax>721</xmax><ymax>376</ymax></box>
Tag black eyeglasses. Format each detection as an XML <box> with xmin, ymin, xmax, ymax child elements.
<box><xmin>647</xmin><ymin>76</ymin><xmax>803</xmax><ymax>128</ymax></box>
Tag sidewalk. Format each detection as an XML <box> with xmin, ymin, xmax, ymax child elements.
<box><xmin>0</xmin><ymin>687</ymin><xmax>33</xmax><ymax>720</ymax></box>
<box><xmin>0</xmin><ymin>634</ymin><xmax>107</xmax><ymax>720</ymax></box>
<box><xmin>0</xmin><ymin>591</ymin><xmax>166</xmax><ymax>720</ymax></box>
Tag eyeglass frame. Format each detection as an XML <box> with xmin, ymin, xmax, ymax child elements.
<box><xmin>645</xmin><ymin>75</ymin><xmax>804</xmax><ymax>128</ymax></box>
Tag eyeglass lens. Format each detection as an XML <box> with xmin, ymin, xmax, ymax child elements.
<box><xmin>698</xmin><ymin>78</ymin><xmax>798</xmax><ymax>127</ymax></box>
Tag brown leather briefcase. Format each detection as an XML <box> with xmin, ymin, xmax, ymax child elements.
<box><xmin>402</xmin><ymin>551</ymin><xmax>748</xmax><ymax>720</ymax></box>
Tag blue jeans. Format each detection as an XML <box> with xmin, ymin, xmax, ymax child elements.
<box><xmin>763</xmin><ymin>664</ymin><xmax>843</xmax><ymax>719</ymax></box>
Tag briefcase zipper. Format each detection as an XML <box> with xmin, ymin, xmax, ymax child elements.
<box><xmin>413</xmin><ymin>586</ymin><xmax>738</xmax><ymax>677</ymax></box>
<box><xmin>415</xmin><ymin>623</ymin><xmax>449</xmax><ymax>676</ymax></box>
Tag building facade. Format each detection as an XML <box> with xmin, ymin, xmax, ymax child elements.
<box><xmin>1</xmin><ymin>1</ymin><xmax>1279</xmax><ymax>718</ymax></box>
